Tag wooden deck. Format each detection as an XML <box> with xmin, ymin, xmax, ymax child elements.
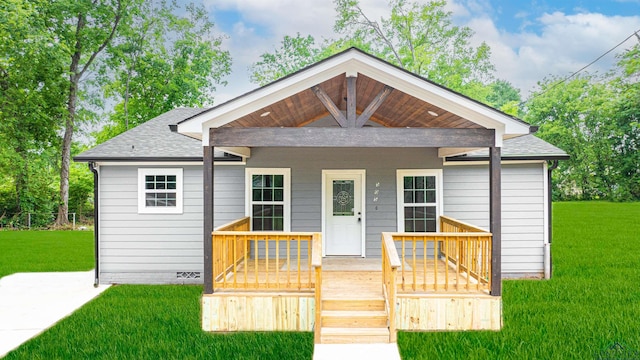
<box><xmin>215</xmin><ymin>257</ymin><xmax>486</xmax><ymax>294</ymax></box>
<box><xmin>203</xmin><ymin>258</ymin><xmax>501</xmax><ymax>343</ymax></box>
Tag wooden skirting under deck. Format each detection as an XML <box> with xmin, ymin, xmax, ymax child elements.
<box><xmin>202</xmin><ymin>266</ymin><xmax>502</xmax><ymax>338</ymax></box>
<box><xmin>202</xmin><ymin>292</ymin><xmax>315</xmax><ymax>332</ymax></box>
<box><xmin>396</xmin><ymin>294</ymin><xmax>502</xmax><ymax>331</ymax></box>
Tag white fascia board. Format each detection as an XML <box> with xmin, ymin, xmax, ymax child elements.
<box><xmin>217</xmin><ymin>146</ymin><xmax>251</xmax><ymax>158</ymax></box>
<box><xmin>438</xmin><ymin>147</ymin><xmax>482</xmax><ymax>158</ymax></box>
<box><xmin>181</xmin><ymin>54</ymin><xmax>363</xmax><ymax>145</ymax></box>
<box><xmin>443</xmin><ymin>159</ymin><xmax>545</xmax><ymax>166</ymax></box>
<box><xmin>350</xmin><ymin>54</ymin><xmax>530</xmax><ymax>136</ymax></box>
<box><xmin>179</xmin><ymin>49</ymin><xmax>530</xmax><ymax>145</ymax></box>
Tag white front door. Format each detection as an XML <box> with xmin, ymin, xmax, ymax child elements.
<box><xmin>323</xmin><ymin>171</ymin><xmax>365</xmax><ymax>256</ymax></box>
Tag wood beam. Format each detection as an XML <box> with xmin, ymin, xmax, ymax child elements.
<box><xmin>346</xmin><ymin>76</ymin><xmax>356</xmax><ymax>128</ymax></box>
<box><xmin>356</xmin><ymin>85</ymin><xmax>393</xmax><ymax>127</ymax></box>
<box><xmin>311</xmin><ymin>85</ymin><xmax>347</xmax><ymax>127</ymax></box>
<box><xmin>489</xmin><ymin>146</ymin><xmax>502</xmax><ymax>296</ymax></box>
<box><xmin>210</xmin><ymin>127</ymin><xmax>495</xmax><ymax>148</ymax></box>
<box><xmin>203</xmin><ymin>146</ymin><xmax>214</xmax><ymax>294</ymax></box>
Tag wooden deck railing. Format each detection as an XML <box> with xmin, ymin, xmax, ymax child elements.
<box><xmin>382</xmin><ymin>232</ymin><xmax>401</xmax><ymax>343</ymax></box>
<box><xmin>382</xmin><ymin>216</ymin><xmax>492</xmax><ymax>294</ymax></box>
<box><xmin>439</xmin><ymin>216</ymin><xmax>492</xmax><ymax>288</ymax></box>
<box><xmin>212</xmin><ymin>217</ymin><xmax>323</xmax><ymax>342</ymax></box>
<box><xmin>312</xmin><ymin>233</ymin><xmax>322</xmax><ymax>344</ymax></box>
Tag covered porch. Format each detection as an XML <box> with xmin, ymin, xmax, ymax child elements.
<box><xmin>175</xmin><ymin>48</ymin><xmax>535</xmax><ymax>343</ymax></box>
<box><xmin>202</xmin><ymin>215</ymin><xmax>500</xmax><ymax>344</ymax></box>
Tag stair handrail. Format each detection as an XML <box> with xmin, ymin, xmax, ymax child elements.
<box><xmin>381</xmin><ymin>232</ymin><xmax>401</xmax><ymax>343</ymax></box>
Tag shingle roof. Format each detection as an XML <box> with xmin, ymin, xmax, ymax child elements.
<box><xmin>448</xmin><ymin>134</ymin><xmax>569</xmax><ymax>161</ymax></box>
<box><xmin>75</xmin><ymin>108</ymin><xmax>207</xmax><ymax>162</ymax></box>
<box><xmin>75</xmin><ymin>108</ymin><xmax>568</xmax><ymax>162</ymax></box>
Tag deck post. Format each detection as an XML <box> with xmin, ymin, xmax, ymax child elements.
<box><xmin>203</xmin><ymin>145</ymin><xmax>214</xmax><ymax>294</ymax></box>
<box><xmin>489</xmin><ymin>146</ymin><xmax>502</xmax><ymax>296</ymax></box>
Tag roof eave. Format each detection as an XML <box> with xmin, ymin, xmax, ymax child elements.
<box><xmin>445</xmin><ymin>154</ymin><xmax>571</xmax><ymax>162</ymax></box>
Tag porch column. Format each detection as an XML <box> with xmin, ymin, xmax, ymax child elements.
<box><xmin>203</xmin><ymin>146</ymin><xmax>214</xmax><ymax>294</ymax></box>
<box><xmin>489</xmin><ymin>146</ymin><xmax>502</xmax><ymax>296</ymax></box>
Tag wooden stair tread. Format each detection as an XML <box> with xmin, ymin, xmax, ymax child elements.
<box><xmin>321</xmin><ymin>327</ymin><xmax>390</xmax><ymax>335</ymax></box>
<box><xmin>322</xmin><ymin>310</ymin><xmax>387</xmax><ymax>317</ymax></box>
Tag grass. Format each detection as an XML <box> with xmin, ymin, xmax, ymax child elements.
<box><xmin>0</xmin><ymin>230</ymin><xmax>94</xmax><ymax>279</ymax></box>
<box><xmin>3</xmin><ymin>202</ymin><xmax>639</xmax><ymax>359</ymax></box>
<box><xmin>4</xmin><ymin>285</ymin><xmax>313</xmax><ymax>360</ymax></box>
<box><xmin>398</xmin><ymin>201</ymin><xmax>640</xmax><ymax>359</ymax></box>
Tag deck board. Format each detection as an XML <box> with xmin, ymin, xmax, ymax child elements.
<box><xmin>216</xmin><ymin>258</ymin><xmax>487</xmax><ymax>295</ymax></box>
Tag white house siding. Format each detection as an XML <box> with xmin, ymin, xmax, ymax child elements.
<box><xmin>246</xmin><ymin>147</ymin><xmax>443</xmax><ymax>257</ymax></box>
<box><xmin>443</xmin><ymin>163</ymin><xmax>546</xmax><ymax>278</ymax></box>
<box><xmin>98</xmin><ymin>164</ymin><xmax>244</xmax><ymax>284</ymax></box>
<box><xmin>98</xmin><ymin>156</ymin><xmax>546</xmax><ymax>283</ymax></box>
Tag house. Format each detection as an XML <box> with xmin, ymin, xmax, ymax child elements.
<box><xmin>75</xmin><ymin>48</ymin><xmax>568</xmax><ymax>343</ymax></box>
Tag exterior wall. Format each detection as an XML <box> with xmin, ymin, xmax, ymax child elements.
<box><xmin>443</xmin><ymin>163</ymin><xmax>546</xmax><ymax>278</ymax></box>
<box><xmin>246</xmin><ymin>147</ymin><xmax>443</xmax><ymax>257</ymax></box>
<box><xmin>97</xmin><ymin>154</ymin><xmax>547</xmax><ymax>283</ymax></box>
<box><xmin>98</xmin><ymin>164</ymin><xmax>244</xmax><ymax>284</ymax></box>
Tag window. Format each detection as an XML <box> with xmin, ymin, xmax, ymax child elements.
<box><xmin>138</xmin><ymin>168</ymin><xmax>183</xmax><ymax>214</ymax></box>
<box><xmin>246</xmin><ymin>168</ymin><xmax>291</xmax><ymax>231</ymax></box>
<box><xmin>397</xmin><ymin>170</ymin><xmax>442</xmax><ymax>232</ymax></box>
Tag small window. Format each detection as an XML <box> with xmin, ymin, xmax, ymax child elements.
<box><xmin>397</xmin><ymin>170</ymin><xmax>442</xmax><ymax>232</ymax></box>
<box><xmin>246</xmin><ymin>168</ymin><xmax>291</xmax><ymax>231</ymax></box>
<box><xmin>138</xmin><ymin>168</ymin><xmax>183</xmax><ymax>214</ymax></box>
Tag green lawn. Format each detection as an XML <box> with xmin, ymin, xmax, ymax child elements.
<box><xmin>399</xmin><ymin>202</ymin><xmax>640</xmax><ymax>359</ymax></box>
<box><xmin>3</xmin><ymin>202</ymin><xmax>640</xmax><ymax>359</ymax></box>
<box><xmin>0</xmin><ymin>230</ymin><xmax>94</xmax><ymax>279</ymax></box>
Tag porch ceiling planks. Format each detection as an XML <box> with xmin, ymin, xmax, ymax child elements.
<box><xmin>210</xmin><ymin>127</ymin><xmax>495</xmax><ymax>148</ymax></box>
<box><xmin>221</xmin><ymin>74</ymin><xmax>482</xmax><ymax>130</ymax></box>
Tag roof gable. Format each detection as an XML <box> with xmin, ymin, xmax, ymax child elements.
<box><xmin>178</xmin><ymin>48</ymin><xmax>532</xmax><ymax>146</ymax></box>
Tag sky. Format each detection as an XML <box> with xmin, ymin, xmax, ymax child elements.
<box><xmin>203</xmin><ymin>0</ymin><xmax>640</xmax><ymax>104</ymax></box>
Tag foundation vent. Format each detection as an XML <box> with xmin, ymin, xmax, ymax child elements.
<box><xmin>176</xmin><ymin>271</ymin><xmax>201</xmax><ymax>279</ymax></box>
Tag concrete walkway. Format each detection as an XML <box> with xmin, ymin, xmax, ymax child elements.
<box><xmin>313</xmin><ymin>343</ymin><xmax>402</xmax><ymax>360</ymax></box>
<box><xmin>0</xmin><ymin>271</ymin><xmax>110</xmax><ymax>357</ymax></box>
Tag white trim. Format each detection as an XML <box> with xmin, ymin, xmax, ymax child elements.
<box><xmin>217</xmin><ymin>146</ymin><xmax>251</xmax><ymax>158</ymax></box>
<box><xmin>396</xmin><ymin>169</ymin><xmax>443</xmax><ymax>232</ymax></box>
<box><xmin>93</xmin><ymin>160</ymin><xmax>246</xmax><ymax>166</ymax></box>
<box><xmin>438</xmin><ymin>147</ymin><xmax>482</xmax><ymax>158</ymax></box>
<box><xmin>443</xmin><ymin>160</ymin><xmax>546</xmax><ymax>166</ymax></box>
<box><xmin>178</xmin><ymin>49</ymin><xmax>530</xmax><ymax>143</ymax></box>
<box><xmin>137</xmin><ymin>168</ymin><xmax>183</xmax><ymax>214</ymax></box>
<box><xmin>97</xmin><ymin>161</ymin><xmax>202</xmax><ymax>167</ymax></box>
<box><xmin>321</xmin><ymin>169</ymin><xmax>367</xmax><ymax>257</ymax></box>
<box><xmin>543</xmin><ymin>161</ymin><xmax>551</xmax><ymax>279</ymax></box>
<box><xmin>245</xmin><ymin>168</ymin><xmax>291</xmax><ymax>232</ymax></box>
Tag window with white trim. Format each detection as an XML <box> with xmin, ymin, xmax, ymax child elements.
<box><xmin>397</xmin><ymin>169</ymin><xmax>442</xmax><ymax>232</ymax></box>
<box><xmin>246</xmin><ymin>168</ymin><xmax>291</xmax><ymax>231</ymax></box>
<box><xmin>138</xmin><ymin>168</ymin><xmax>183</xmax><ymax>214</ymax></box>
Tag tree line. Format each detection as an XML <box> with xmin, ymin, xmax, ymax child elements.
<box><xmin>0</xmin><ymin>0</ymin><xmax>638</xmax><ymax>227</ymax></box>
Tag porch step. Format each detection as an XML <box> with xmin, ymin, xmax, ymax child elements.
<box><xmin>320</xmin><ymin>327</ymin><xmax>390</xmax><ymax>344</ymax></box>
<box><xmin>322</xmin><ymin>310</ymin><xmax>388</xmax><ymax>328</ymax></box>
<box><xmin>322</xmin><ymin>298</ymin><xmax>385</xmax><ymax>311</ymax></box>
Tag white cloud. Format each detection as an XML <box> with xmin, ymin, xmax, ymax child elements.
<box><xmin>207</xmin><ymin>0</ymin><xmax>640</xmax><ymax>104</ymax></box>
<box><xmin>469</xmin><ymin>11</ymin><xmax>640</xmax><ymax>97</ymax></box>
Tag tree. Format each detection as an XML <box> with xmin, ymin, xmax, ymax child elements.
<box><xmin>0</xmin><ymin>0</ymin><xmax>67</xmax><ymax>217</ymax></box>
<box><xmin>485</xmin><ymin>80</ymin><xmax>522</xmax><ymax>115</ymax></box>
<box><xmin>48</xmin><ymin>0</ymin><xmax>129</xmax><ymax>226</ymax></box>
<box><xmin>251</xmin><ymin>0</ymin><xmax>496</xmax><ymax>101</ymax></box>
<box><xmin>250</xmin><ymin>34</ymin><xmax>324</xmax><ymax>86</ymax></box>
<box><xmin>524</xmin><ymin>75</ymin><xmax>618</xmax><ymax>200</ymax></box>
<box><xmin>96</xmin><ymin>1</ymin><xmax>231</xmax><ymax>142</ymax></box>
<box><xmin>333</xmin><ymin>0</ymin><xmax>494</xmax><ymax>95</ymax></box>
<box><xmin>609</xmin><ymin>44</ymin><xmax>640</xmax><ymax>199</ymax></box>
